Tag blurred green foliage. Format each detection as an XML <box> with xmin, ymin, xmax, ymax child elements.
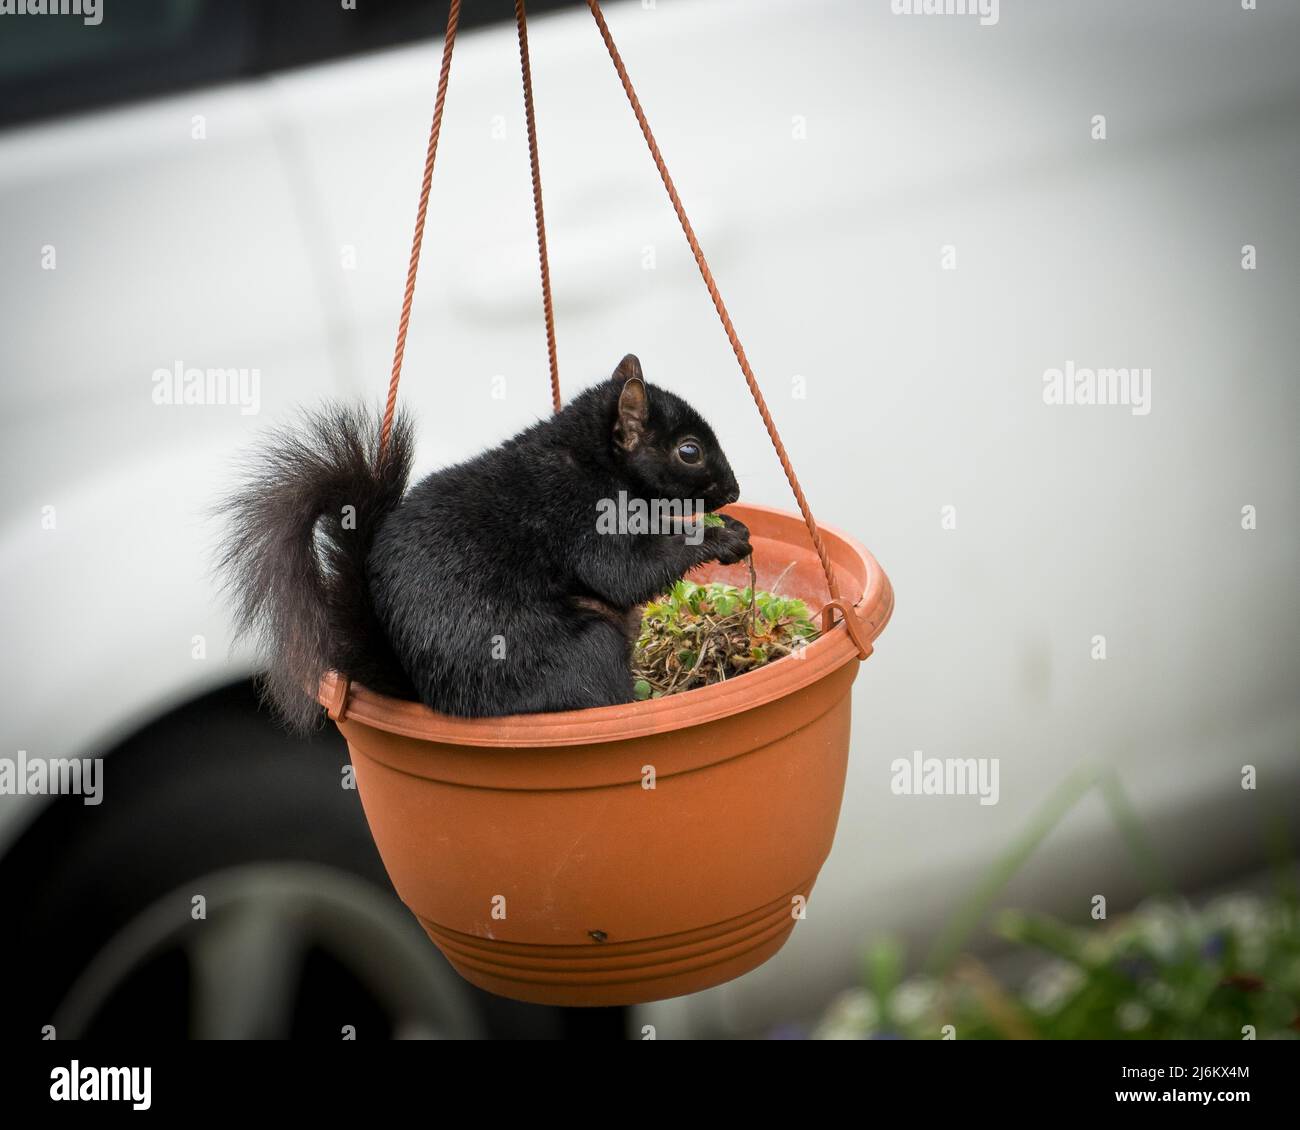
<box><xmin>816</xmin><ymin>770</ymin><xmax>1299</xmax><ymax>1040</ymax></box>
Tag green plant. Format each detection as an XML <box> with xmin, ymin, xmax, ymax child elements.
<box><xmin>815</xmin><ymin>772</ymin><xmax>1300</xmax><ymax>1040</ymax></box>
<box><xmin>632</xmin><ymin>577</ymin><xmax>818</xmax><ymax>699</ymax></box>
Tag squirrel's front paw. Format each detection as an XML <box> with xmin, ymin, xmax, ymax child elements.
<box><xmin>709</xmin><ymin>515</ymin><xmax>752</xmax><ymax>565</ymax></box>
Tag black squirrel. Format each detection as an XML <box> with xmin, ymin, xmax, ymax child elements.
<box><xmin>217</xmin><ymin>354</ymin><xmax>751</xmax><ymax>729</ymax></box>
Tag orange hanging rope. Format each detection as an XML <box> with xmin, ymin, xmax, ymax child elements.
<box><xmin>584</xmin><ymin>0</ymin><xmax>843</xmax><ymax>605</ymax></box>
<box><xmin>516</xmin><ymin>0</ymin><xmax>562</xmax><ymax>413</ymax></box>
<box><xmin>379</xmin><ymin>0</ymin><xmax>461</xmax><ymax>461</ymax></box>
<box><xmin>378</xmin><ymin>0</ymin><xmax>848</xmax><ymax>614</ymax></box>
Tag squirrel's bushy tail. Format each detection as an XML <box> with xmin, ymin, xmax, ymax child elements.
<box><xmin>215</xmin><ymin>402</ymin><xmax>416</xmax><ymax>731</ymax></box>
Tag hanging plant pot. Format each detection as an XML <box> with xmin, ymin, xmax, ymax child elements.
<box><xmin>305</xmin><ymin>1</ymin><xmax>895</xmax><ymax>1006</ymax></box>
<box><xmin>318</xmin><ymin>502</ymin><xmax>892</xmax><ymax>1006</ymax></box>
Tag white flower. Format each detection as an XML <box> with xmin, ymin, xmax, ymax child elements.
<box><xmin>813</xmin><ymin>987</ymin><xmax>877</xmax><ymax>1040</ymax></box>
<box><xmin>892</xmin><ymin>978</ymin><xmax>938</xmax><ymax>1025</ymax></box>
<box><xmin>1116</xmin><ymin>1000</ymin><xmax>1152</xmax><ymax>1032</ymax></box>
<box><xmin>1023</xmin><ymin>961</ymin><xmax>1085</xmax><ymax>1014</ymax></box>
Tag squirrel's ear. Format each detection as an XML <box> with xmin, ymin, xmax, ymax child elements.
<box><xmin>615</xmin><ymin>374</ymin><xmax>649</xmax><ymax>451</ymax></box>
<box><xmin>612</xmin><ymin>353</ymin><xmax>643</xmax><ymax>383</ymax></box>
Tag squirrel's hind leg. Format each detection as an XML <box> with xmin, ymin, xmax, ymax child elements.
<box><xmin>508</xmin><ymin>620</ymin><xmax>636</xmax><ymax>715</ymax></box>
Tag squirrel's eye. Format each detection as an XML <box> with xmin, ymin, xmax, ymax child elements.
<box><xmin>676</xmin><ymin>441</ymin><xmax>702</xmax><ymax>465</ymax></box>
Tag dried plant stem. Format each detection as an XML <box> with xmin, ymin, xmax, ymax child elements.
<box><xmin>631</xmin><ymin>578</ymin><xmax>819</xmax><ymax>700</ymax></box>
<box><xmin>747</xmin><ymin>555</ymin><xmax>757</xmax><ymax>635</ymax></box>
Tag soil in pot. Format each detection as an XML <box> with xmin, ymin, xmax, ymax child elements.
<box><xmin>631</xmin><ymin>564</ymin><xmax>820</xmax><ymax>700</ymax></box>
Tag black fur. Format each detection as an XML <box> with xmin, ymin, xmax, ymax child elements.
<box><xmin>215</xmin><ymin>403</ymin><xmax>416</xmax><ymax>732</ymax></box>
<box><xmin>217</xmin><ymin>355</ymin><xmax>749</xmax><ymax>727</ymax></box>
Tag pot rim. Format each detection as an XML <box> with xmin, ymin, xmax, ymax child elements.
<box><xmin>318</xmin><ymin>502</ymin><xmax>893</xmax><ymax>748</ymax></box>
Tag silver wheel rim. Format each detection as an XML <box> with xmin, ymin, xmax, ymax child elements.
<box><xmin>53</xmin><ymin>861</ymin><xmax>484</xmax><ymax>1039</ymax></box>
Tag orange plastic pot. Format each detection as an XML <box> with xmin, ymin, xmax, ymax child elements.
<box><xmin>318</xmin><ymin>502</ymin><xmax>892</xmax><ymax>1006</ymax></box>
